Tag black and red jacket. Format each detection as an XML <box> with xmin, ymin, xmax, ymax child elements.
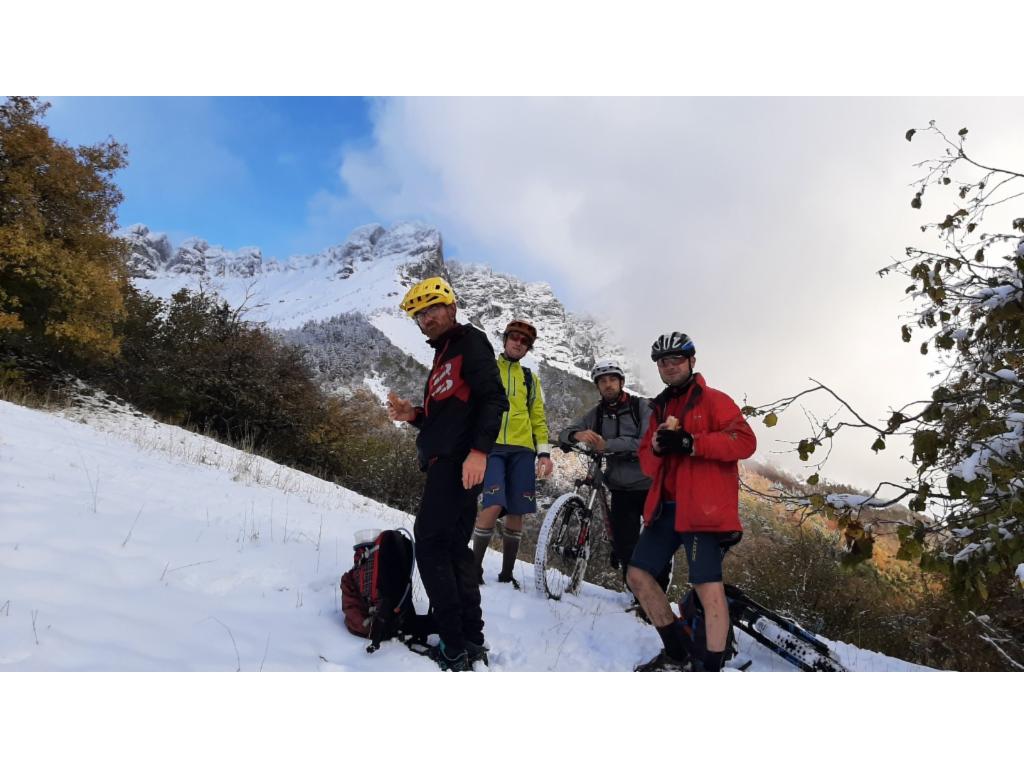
<box><xmin>409</xmin><ymin>322</ymin><xmax>508</xmax><ymax>470</ymax></box>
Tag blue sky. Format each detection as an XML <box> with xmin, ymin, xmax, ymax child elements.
<box><xmin>45</xmin><ymin>97</ymin><xmax>381</xmax><ymax>261</ymax></box>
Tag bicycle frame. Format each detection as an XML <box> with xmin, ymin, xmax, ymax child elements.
<box><xmin>534</xmin><ymin>444</ymin><xmax>626</xmax><ymax>598</ymax></box>
<box><xmin>576</xmin><ymin>453</ymin><xmax>613</xmax><ymax>545</ymax></box>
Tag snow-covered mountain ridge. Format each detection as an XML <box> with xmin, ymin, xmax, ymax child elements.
<box><xmin>121</xmin><ymin>222</ymin><xmax>440</xmax><ymax>281</ymax></box>
<box><xmin>121</xmin><ymin>221</ymin><xmax>637</xmax><ymax>386</ymax></box>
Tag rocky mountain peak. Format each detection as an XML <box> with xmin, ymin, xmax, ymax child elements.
<box><xmin>118</xmin><ymin>224</ymin><xmax>264</xmax><ymax>279</ymax></box>
<box><xmin>119</xmin><ymin>224</ymin><xmax>175</xmax><ymax>278</ymax></box>
<box><xmin>446</xmin><ymin>261</ymin><xmax>635</xmax><ymax>384</ymax></box>
<box><xmin>119</xmin><ymin>221</ymin><xmax>444</xmax><ymax>282</ymax></box>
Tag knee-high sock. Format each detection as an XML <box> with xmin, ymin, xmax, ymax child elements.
<box><xmin>471</xmin><ymin>527</ymin><xmax>494</xmax><ymax>573</ymax></box>
<box><xmin>499</xmin><ymin>528</ymin><xmax>522</xmax><ymax>579</ymax></box>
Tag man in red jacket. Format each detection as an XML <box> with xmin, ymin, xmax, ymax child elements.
<box><xmin>627</xmin><ymin>332</ymin><xmax>756</xmax><ymax>671</ymax></box>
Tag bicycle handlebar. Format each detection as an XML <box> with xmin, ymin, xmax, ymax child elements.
<box><xmin>557</xmin><ymin>441</ymin><xmax>637</xmax><ymax>459</ymax></box>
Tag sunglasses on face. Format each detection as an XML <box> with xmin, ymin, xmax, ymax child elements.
<box><xmin>506</xmin><ymin>332</ymin><xmax>530</xmax><ymax>345</ymax></box>
<box><xmin>656</xmin><ymin>355</ymin><xmax>688</xmax><ymax>368</ymax></box>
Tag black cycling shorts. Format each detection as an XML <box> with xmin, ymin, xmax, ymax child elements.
<box><xmin>630</xmin><ymin>502</ymin><xmax>738</xmax><ymax>584</ymax></box>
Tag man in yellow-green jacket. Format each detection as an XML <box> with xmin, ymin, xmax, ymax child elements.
<box><xmin>471</xmin><ymin>319</ymin><xmax>553</xmax><ymax>588</ymax></box>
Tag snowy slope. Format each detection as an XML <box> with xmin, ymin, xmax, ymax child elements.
<box><xmin>0</xmin><ymin>400</ymin><xmax>931</xmax><ymax>672</ymax></box>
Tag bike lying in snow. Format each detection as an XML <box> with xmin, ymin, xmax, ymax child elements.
<box><xmin>717</xmin><ymin>584</ymin><xmax>846</xmax><ymax>672</ymax></box>
<box><xmin>534</xmin><ymin>442</ymin><xmax>847</xmax><ymax>672</ymax></box>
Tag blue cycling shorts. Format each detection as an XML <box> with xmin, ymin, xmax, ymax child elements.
<box><xmin>481</xmin><ymin>445</ymin><xmax>537</xmax><ymax>516</ymax></box>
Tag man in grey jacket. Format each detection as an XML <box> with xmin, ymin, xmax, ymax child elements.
<box><xmin>559</xmin><ymin>359</ymin><xmax>670</xmax><ymax>594</ymax></box>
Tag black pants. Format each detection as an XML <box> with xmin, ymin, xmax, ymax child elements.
<box><xmin>609</xmin><ymin>489</ymin><xmax>671</xmax><ymax>592</ymax></box>
<box><xmin>413</xmin><ymin>457</ymin><xmax>485</xmax><ymax>653</ymax></box>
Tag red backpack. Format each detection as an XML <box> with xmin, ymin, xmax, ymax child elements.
<box><xmin>340</xmin><ymin>528</ymin><xmax>425</xmax><ymax>651</ymax></box>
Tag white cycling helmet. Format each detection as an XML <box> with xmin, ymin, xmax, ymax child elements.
<box><xmin>591</xmin><ymin>358</ymin><xmax>625</xmax><ymax>383</ymax></box>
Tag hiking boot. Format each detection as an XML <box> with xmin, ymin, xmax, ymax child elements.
<box><xmin>465</xmin><ymin>639</ymin><xmax>490</xmax><ymax>667</ymax></box>
<box><xmin>633</xmin><ymin>650</ymin><xmax>691</xmax><ymax>672</ymax></box>
<box><xmin>497</xmin><ymin>573</ymin><xmax>521</xmax><ymax>590</ymax></box>
<box><xmin>431</xmin><ymin>644</ymin><xmax>471</xmax><ymax>672</ymax></box>
<box><xmin>691</xmin><ymin>649</ymin><xmax>725</xmax><ymax>672</ymax></box>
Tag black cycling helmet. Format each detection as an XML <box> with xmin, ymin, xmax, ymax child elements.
<box><xmin>650</xmin><ymin>332</ymin><xmax>695</xmax><ymax>361</ymax></box>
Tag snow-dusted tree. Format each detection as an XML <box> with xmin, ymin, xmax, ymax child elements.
<box><xmin>744</xmin><ymin>124</ymin><xmax>1023</xmax><ymax>667</ymax></box>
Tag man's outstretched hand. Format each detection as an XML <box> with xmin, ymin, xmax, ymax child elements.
<box><xmin>387</xmin><ymin>391</ymin><xmax>415</xmax><ymax>422</ymax></box>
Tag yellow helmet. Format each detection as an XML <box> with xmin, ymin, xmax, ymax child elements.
<box><xmin>400</xmin><ymin>276</ymin><xmax>456</xmax><ymax>318</ymax></box>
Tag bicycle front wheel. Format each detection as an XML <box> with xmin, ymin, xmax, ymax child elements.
<box><xmin>534</xmin><ymin>493</ymin><xmax>591</xmax><ymax>600</ymax></box>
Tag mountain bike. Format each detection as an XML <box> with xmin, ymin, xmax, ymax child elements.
<box><xmin>678</xmin><ymin>538</ymin><xmax>848</xmax><ymax>672</ymax></box>
<box><xmin>533</xmin><ymin>442</ymin><xmax>624</xmax><ymax>599</ymax></box>
<box><xmin>721</xmin><ymin>585</ymin><xmax>847</xmax><ymax>671</ymax></box>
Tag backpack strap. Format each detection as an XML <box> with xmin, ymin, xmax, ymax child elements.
<box><xmin>628</xmin><ymin>394</ymin><xmax>643</xmax><ymax>431</ymax></box>
<box><xmin>594</xmin><ymin>395</ymin><xmax>642</xmax><ymax>440</ymax></box>
<box><xmin>522</xmin><ymin>365</ymin><xmax>535</xmax><ymax>408</ymax></box>
<box><xmin>395</xmin><ymin>528</ymin><xmax>415</xmax><ymax>614</ymax></box>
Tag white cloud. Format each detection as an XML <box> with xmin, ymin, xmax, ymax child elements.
<box><xmin>339</xmin><ymin>97</ymin><xmax>1024</xmax><ymax>489</ymax></box>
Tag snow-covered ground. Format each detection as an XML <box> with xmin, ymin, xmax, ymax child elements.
<box><xmin>0</xmin><ymin>399</ymin><xmax>931</xmax><ymax>672</ymax></box>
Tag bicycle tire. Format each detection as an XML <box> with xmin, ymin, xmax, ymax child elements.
<box><xmin>534</xmin><ymin>493</ymin><xmax>591</xmax><ymax>599</ymax></box>
<box><xmin>739</xmin><ymin>615</ymin><xmax>847</xmax><ymax>672</ymax></box>
<box><xmin>727</xmin><ymin>590</ymin><xmax>847</xmax><ymax>671</ymax></box>
<box><xmin>726</xmin><ymin>585</ymin><xmax>844</xmax><ymax>666</ymax></box>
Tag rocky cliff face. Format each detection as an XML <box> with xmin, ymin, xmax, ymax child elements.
<box><xmin>121</xmin><ymin>220</ymin><xmax>447</xmax><ymax>281</ymax></box>
<box><xmin>121</xmin><ymin>224</ymin><xmax>263</xmax><ymax>278</ymax></box>
<box><xmin>308</xmin><ymin>222</ymin><xmax>446</xmax><ymax>283</ymax></box>
<box><xmin>120</xmin><ymin>224</ymin><xmax>175</xmax><ymax>278</ymax></box>
<box><xmin>447</xmin><ymin>261</ymin><xmax>635</xmax><ymax>383</ymax></box>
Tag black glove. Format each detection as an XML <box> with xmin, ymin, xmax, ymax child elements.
<box><xmin>655</xmin><ymin>428</ymin><xmax>693</xmax><ymax>456</ymax></box>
